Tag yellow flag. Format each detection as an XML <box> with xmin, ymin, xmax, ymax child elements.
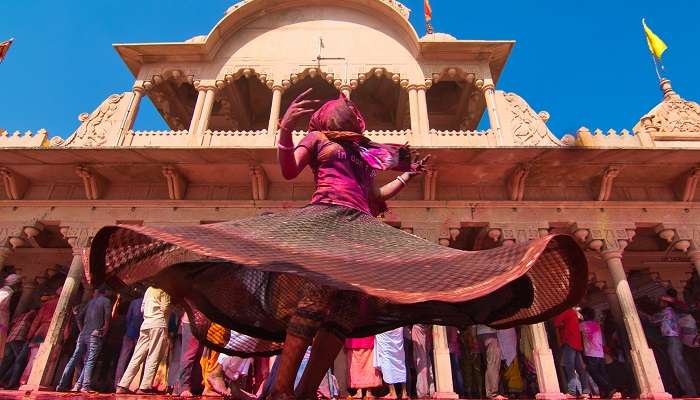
<box><xmin>642</xmin><ymin>18</ymin><xmax>668</xmax><ymax>59</ymax></box>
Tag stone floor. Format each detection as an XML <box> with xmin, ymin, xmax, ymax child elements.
<box><xmin>0</xmin><ymin>390</ymin><xmax>223</xmax><ymax>399</ymax></box>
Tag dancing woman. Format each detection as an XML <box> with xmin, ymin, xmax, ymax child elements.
<box><xmin>88</xmin><ymin>90</ymin><xmax>587</xmax><ymax>400</ymax></box>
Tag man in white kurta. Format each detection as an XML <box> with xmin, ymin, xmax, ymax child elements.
<box><xmin>375</xmin><ymin>326</ymin><xmax>407</xmax><ymax>397</ymax></box>
<box><xmin>116</xmin><ymin>286</ymin><xmax>171</xmax><ymax>394</ymax></box>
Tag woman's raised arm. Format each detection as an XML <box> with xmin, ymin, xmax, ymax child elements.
<box><xmin>277</xmin><ymin>88</ymin><xmax>320</xmax><ymax>180</ymax></box>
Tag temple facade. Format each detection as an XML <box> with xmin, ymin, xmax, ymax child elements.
<box><xmin>1</xmin><ymin>0</ymin><xmax>700</xmax><ymax>397</ymax></box>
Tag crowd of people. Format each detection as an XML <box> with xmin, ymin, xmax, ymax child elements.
<box><xmin>0</xmin><ymin>268</ymin><xmax>696</xmax><ymax>399</ymax></box>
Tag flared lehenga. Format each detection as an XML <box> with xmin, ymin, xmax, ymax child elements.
<box><xmin>88</xmin><ymin>204</ymin><xmax>587</xmax><ymax>357</ymax></box>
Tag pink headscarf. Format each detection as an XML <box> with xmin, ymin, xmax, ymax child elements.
<box><xmin>309</xmin><ymin>94</ymin><xmax>411</xmax><ymax>172</ymax></box>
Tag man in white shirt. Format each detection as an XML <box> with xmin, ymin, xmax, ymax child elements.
<box><xmin>116</xmin><ymin>286</ymin><xmax>171</xmax><ymax>394</ymax></box>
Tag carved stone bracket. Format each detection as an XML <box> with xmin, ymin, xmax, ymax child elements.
<box><xmin>162</xmin><ymin>166</ymin><xmax>188</xmax><ymax>200</ymax></box>
<box><xmin>60</xmin><ymin>225</ymin><xmax>98</xmax><ymax>251</ymax></box>
<box><xmin>22</xmin><ymin>221</ymin><xmax>44</xmax><ymax>249</ymax></box>
<box><xmin>676</xmin><ymin>167</ymin><xmax>700</xmax><ymax>202</ymax></box>
<box><xmin>572</xmin><ymin>224</ymin><xmax>636</xmax><ymax>253</ymax></box>
<box><xmin>423</xmin><ymin>168</ymin><xmax>438</xmax><ymax>201</ymax></box>
<box><xmin>0</xmin><ymin>167</ymin><xmax>28</xmax><ymax>200</ymax></box>
<box><xmin>75</xmin><ymin>166</ymin><xmax>106</xmax><ymax>200</ymax></box>
<box><xmin>488</xmin><ymin>223</ymin><xmax>550</xmax><ymax>246</ymax></box>
<box><xmin>655</xmin><ymin>224</ymin><xmax>700</xmax><ymax>253</ymax></box>
<box><xmin>595</xmin><ymin>166</ymin><xmax>622</xmax><ymax>201</ymax></box>
<box><xmin>507</xmin><ymin>164</ymin><xmax>529</xmax><ymax>201</ymax></box>
<box><xmin>250</xmin><ymin>165</ymin><xmax>269</xmax><ymax>201</ymax></box>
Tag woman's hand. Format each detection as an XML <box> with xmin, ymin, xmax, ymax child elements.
<box><xmin>279</xmin><ymin>88</ymin><xmax>320</xmax><ymax>133</ymax></box>
<box><xmin>408</xmin><ymin>150</ymin><xmax>431</xmax><ymax>177</ymax></box>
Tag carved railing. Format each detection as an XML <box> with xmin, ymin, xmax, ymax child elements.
<box><xmin>0</xmin><ymin>129</ymin><xmax>49</xmax><ymax>148</ymax></box>
<box><xmin>429</xmin><ymin>128</ymin><xmax>496</xmax><ymax>146</ymax></box>
<box><xmin>575</xmin><ymin>127</ymin><xmax>650</xmax><ymax>148</ymax></box>
<box><xmin>131</xmin><ymin>130</ymin><xmax>189</xmax><ymax>136</ymax></box>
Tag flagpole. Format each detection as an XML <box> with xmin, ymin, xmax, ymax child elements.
<box><xmin>650</xmin><ymin>54</ymin><xmax>663</xmax><ymax>82</ymax></box>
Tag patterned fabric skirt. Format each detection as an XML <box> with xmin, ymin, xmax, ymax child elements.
<box><xmin>88</xmin><ymin>204</ymin><xmax>587</xmax><ymax>357</ymax></box>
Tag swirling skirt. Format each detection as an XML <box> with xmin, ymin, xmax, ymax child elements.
<box><xmin>88</xmin><ymin>204</ymin><xmax>587</xmax><ymax>357</ymax></box>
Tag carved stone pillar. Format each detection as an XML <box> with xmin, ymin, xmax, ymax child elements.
<box><xmin>121</xmin><ymin>82</ymin><xmax>146</xmax><ymax>138</ymax></box>
<box><xmin>490</xmin><ymin>224</ymin><xmax>563</xmax><ymax>399</ymax></box>
<box><xmin>480</xmin><ymin>76</ymin><xmax>502</xmax><ymax>145</ymax></box>
<box><xmin>408</xmin><ymin>86</ymin><xmax>421</xmax><ymax>140</ymax></box>
<box><xmin>417</xmin><ymin>83</ymin><xmax>430</xmax><ymax>137</ymax></box>
<box><xmin>432</xmin><ymin>239</ymin><xmax>458</xmax><ymax>399</ymax></box>
<box><xmin>268</xmin><ymin>84</ymin><xmax>285</xmax><ymax>138</ymax></box>
<box><xmin>575</xmin><ymin>226</ymin><xmax>670</xmax><ymax>400</ymax></box>
<box><xmin>529</xmin><ymin>323</ymin><xmax>565</xmax><ymax>400</ymax></box>
<box><xmin>195</xmin><ymin>83</ymin><xmax>218</xmax><ymax>137</ymax></box>
<box><xmin>189</xmin><ymin>82</ymin><xmax>207</xmax><ymax>134</ymax></box>
<box><xmin>22</xmin><ymin>229</ymin><xmax>92</xmax><ymax>391</ymax></box>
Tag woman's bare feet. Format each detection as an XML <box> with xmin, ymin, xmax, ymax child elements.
<box><xmin>179</xmin><ymin>389</ymin><xmax>194</xmax><ymax>397</ymax></box>
<box><xmin>207</xmin><ymin>363</ymin><xmax>231</xmax><ymax>396</ymax></box>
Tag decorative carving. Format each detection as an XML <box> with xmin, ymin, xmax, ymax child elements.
<box><xmin>0</xmin><ymin>167</ymin><xmax>28</xmax><ymax>200</ymax></box>
<box><xmin>635</xmin><ymin>81</ymin><xmax>700</xmax><ymax>140</ymax></box>
<box><xmin>572</xmin><ymin>224</ymin><xmax>635</xmax><ymax>253</ymax></box>
<box><xmin>60</xmin><ymin>93</ymin><xmax>134</xmax><ymax>147</ymax></box>
<box><xmin>162</xmin><ymin>166</ymin><xmax>188</xmax><ymax>200</ymax></box>
<box><xmin>499</xmin><ymin>92</ymin><xmax>561</xmax><ymax>146</ymax></box>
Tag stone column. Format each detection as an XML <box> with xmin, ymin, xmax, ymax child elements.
<box><xmin>432</xmin><ymin>238</ymin><xmax>459</xmax><ymax>399</ymax></box>
<box><xmin>268</xmin><ymin>84</ymin><xmax>284</xmax><ymax>138</ymax></box>
<box><xmin>492</xmin><ymin>225</ymin><xmax>564</xmax><ymax>399</ymax></box>
<box><xmin>417</xmin><ymin>83</ymin><xmax>430</xmax><ymax>137</ymax></box>
<box><xmin>602</xmin><ymin>250</ymin><xmax>669</xmax><ymax>399</ymax></box>
<box><xmin>574</xmin><ymin>225</ymin><xmax>669</xmax><ymax>399</ymax></box>
<box><xmin>22</xmin><ymin>231</ymin><xmax>91</xmax><ymax>391</ymax></box>
<box><xmin>408</xmin><ymin>86</ymin><xmax>421</xmax><ymax>139</ymax></box>
<box><xmin>530</xmin><ymin>323</ymin><xmax>565</xmax><ymax>400</ymax></box>
<box><xmin>195</xmin><ymin>83</ymin><xmax>218</xmax><ymax>137</ymax></box>
<box><xmin>188</xmin><ymin>81</ymin><xmax>207</xmax><ymax>134</ymax></box>
<box><xmin>122</xmin><ymin>83</ymin><xmax>146</xmax><ymax>133</ymax></box>
<box><xmin>480</xmin><ymin>77</ymin><xmax>502</xmax><ymax>145</ymax></box>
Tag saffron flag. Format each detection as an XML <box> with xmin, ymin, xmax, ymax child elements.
<box><xmin>0</xmin><ymin>38</ymin><xmax>13</xmax><ymax>64</ymax></box>
<box><xmin>642</xmin><ymin>19</ymin><xmax>668</xmax><ymax>59</ymax></box>
<box><xmin>424</xmin><ymin>0</ymin><xmax>432</xmax><ymax>22</ymax></box>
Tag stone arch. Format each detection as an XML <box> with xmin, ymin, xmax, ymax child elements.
<box><xmin>146</xmin><ymin>71</ymin><xmax>199</xmax><ymax>131</ymax></box>
<box><xmin>212</xmin><ymin>68</ymin><xmax>273</xmax><ymax>132</ymax></box>
<box><xmin>426</xmin><ymin>66</ymin><xmax>483</xmax><ymax>131</ymax></box>
<box><xmin>350</xmin><ymin>67</ymin><xmax>410</xmax><ymax>131</ymax></box>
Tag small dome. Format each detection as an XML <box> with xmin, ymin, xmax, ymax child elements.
<box><xmin>421</xmin><ymin>32</ymin><xmax>457</xmax><ymax>41</ymax></box>
<box><xmin>185</xmin><ymin>35</ymin><xmax>206</xmax><ymax>43</ymax></box>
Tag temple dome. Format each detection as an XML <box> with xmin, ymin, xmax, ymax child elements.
<box><xmin>420</xmin><ymin>32</ymin><xmax>457</xmax><ymax>41</ymax></box>
<box><xmin>633</xmin><ymin>79</ymin><xmax>700</xmax><ymax>137</ymax></box>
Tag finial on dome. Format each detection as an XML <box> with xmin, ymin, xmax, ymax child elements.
<box><xmin>659</xmin><ymin>78</ymin><xmax>678</xmax><ymax>100</ymax></box>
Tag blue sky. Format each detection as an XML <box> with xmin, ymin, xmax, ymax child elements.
<box><xmin>2</xmin><ymin>1</ymin><xmax>698</xmax><ymax>138</ymax></box>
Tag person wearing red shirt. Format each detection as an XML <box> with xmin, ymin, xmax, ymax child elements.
<box><xmin>553</xmin><ymin>308</ymin><xmax>590</xmax><ymax>398</ymax></box>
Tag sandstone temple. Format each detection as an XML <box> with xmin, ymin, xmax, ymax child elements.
<box><xmin>1</xmin><ymin>0</ymin><xmax>700</xmax><ymax>397</ymax></box>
